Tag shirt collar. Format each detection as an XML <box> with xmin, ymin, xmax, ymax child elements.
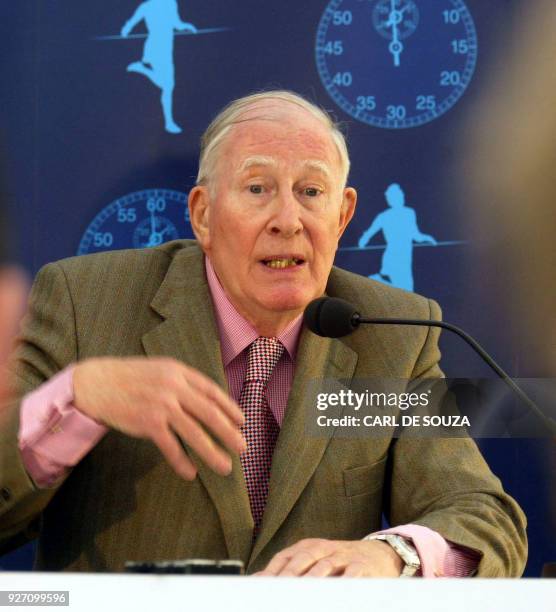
<box><xmin>204</xmin><ymin>256</ymin><xmax>303</xmax><ymax>367</ymax></box>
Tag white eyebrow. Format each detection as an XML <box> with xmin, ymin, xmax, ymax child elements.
<box><xmin>238</xmin><ymin>156</ymin><xmax>333</xmax><ymax>179</ymax></box>
<box><xmin>238</xmin><ymin>156</ymin><xmax>278</xmax><ymax>173</ymax></box>
<box><xmin>302</xmin><ymin>159</ymin><xmax>332</xmax><ymax>178</ymax></box>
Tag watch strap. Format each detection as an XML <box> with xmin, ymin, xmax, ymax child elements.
<box><xmin>364</xmin><ymin>533</ymin><xmax>421</xmax><ymax>577</ymax></box>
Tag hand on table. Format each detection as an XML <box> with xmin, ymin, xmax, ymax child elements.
<box><xmin>255</xmin><ymin>538</ymin><xmax>403</xmax><ymax>577</ymax></box>
<box><xmin>73</xmin><ymin>357</ymin><xmax>245</xmax><ymax>480</ymax></box>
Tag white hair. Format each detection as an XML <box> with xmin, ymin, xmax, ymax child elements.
<box><xmin>196</xmin><ymin>90</ymin><xmax>351</xmax><ymax>189</ymax></box>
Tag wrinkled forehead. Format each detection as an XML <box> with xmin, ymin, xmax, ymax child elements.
<box><xmin>222</xmin><ymin>101</ymin><xmax>343</xmax><ymax>172</ymax></box>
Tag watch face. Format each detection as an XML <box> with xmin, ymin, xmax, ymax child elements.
<box><xmin>77</xmin><ymin>189</ymin><xmax>193</xmax><ymax>255</ymax></box>
<box><xmin>315</xmin><ymin>0</ymin><xmax>478</xmax><ymax>129</ymax></box>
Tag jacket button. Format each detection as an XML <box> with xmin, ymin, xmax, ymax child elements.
<box><xmin>1</xmin><ymin>487</ymin><xmax>11</xmax><ymax>501</ymax></box>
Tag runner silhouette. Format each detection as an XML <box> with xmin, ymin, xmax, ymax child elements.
<box><xmin>121</xmin><ymin>0</ymin><xmax>197</xmax><ymax>134</ymax></box>
<box><xmin>358</xmin><ymin>183</ymin><xmax>437</xmax><ymax>291</ymax></box>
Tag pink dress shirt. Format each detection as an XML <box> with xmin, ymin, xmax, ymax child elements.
<box><xmin>17</xmin><ymin>255</ymin><xmax>480</xmax><ymax>576</ymax></box>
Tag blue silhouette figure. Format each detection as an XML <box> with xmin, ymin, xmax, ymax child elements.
<box><xmin>358</xmin><ymin>183</ymin><xmax>437</xmax><ymax>291</ymax></box>
<box><xmin>121</xmin><ymin>0</ymin><xmax>197</xmax><ymax>134</ymax></box>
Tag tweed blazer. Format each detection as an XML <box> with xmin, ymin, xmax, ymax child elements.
<box><xmin>0</xmin><ymin>241</ymin><xmax>527</xmax><ymax>574</ymax></box>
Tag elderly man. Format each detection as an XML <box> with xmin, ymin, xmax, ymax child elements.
<box><xmin>0</xmin><ymin>91</ymin><xmax>526</xmax><ymax>576</ymax></box>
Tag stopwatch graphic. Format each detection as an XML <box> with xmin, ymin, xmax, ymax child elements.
<box><xmin>315</xmin><ymin>0</ymin><xmax>478</xmax><ymax>128</ymax></box>
<box><xmin>77</xmin><ymin>189</ymin><xmax>193</xmax><ymax>255</ymax></box>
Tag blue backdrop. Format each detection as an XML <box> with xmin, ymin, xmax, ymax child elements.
<box><xmin>1</xmin><ymin>0</ymin><xmax>554</xmax><ymax>575</ymax></box>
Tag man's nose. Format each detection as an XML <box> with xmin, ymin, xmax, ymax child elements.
<box><xmin>267</xmin><ymin>191</ymin><xmax>304</xmax><ymax>237</ymax></box>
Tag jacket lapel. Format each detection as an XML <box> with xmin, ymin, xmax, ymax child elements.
<box><xmin>141</xmin><ymin>246</ymin><xmax>254</xmax><ymax>565</ymax></box>
<box><xmin>248</xmin><ymin>327</ymin><xmax>358</xmax><ymax>569</ymax></box>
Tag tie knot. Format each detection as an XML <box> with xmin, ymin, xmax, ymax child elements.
<box><xmin>245</xmin><ymin>337</ymin><xmax>284</xmax><ymax>386</ymax></box>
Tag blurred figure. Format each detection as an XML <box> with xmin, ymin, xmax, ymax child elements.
<box><xmin>464</xmin><ymin>0</ymin><xmax>556</xmax><ymax>375</ymax></box>
<box><xmin>0</xmin><ymin>272</ymin><xmax>25</xmax><ymax>404</ymax></box>
<box><xmin>0</xmin><ymin>165</ymin><xmax>26</xmax><ymax>405</ymax></box>
<box><xmin>463</xmin><ymin>0</ymin><xmax>556</xmax><ymax>572</ymax></box>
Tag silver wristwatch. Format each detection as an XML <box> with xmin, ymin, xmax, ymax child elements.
<box><xmin>364</xmin><ymin>534</ymin><xmax>421</xmax><ymax>577</ymax></box>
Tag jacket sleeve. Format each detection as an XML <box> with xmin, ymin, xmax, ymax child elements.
<box><xmin>0</xmin><ymin>262</ymin><xmax>78</xmax><ymax>556</ymax></box>
<box><xmin>386</xmin><ymin>298</ymin><xmax>528</xmax><ymax>577</ymax></box>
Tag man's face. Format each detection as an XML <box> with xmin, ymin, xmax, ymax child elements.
<box><xmin>189</xmin><ymin>102</ymin><xmax>356</xmax><ymax>332</ymax></box>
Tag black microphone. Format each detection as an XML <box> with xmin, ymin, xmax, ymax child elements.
<box><xmin>304</xmin><ymin>296</ymin><xmax>556</xmax><ymax>435</ymax></box>
<box><xmin>303</xmin><ymin>296</ymin><xmax>359</xmax><ymax>338</ymax></box>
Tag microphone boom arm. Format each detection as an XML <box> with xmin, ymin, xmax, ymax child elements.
<box><xmin>356</xmin><ymin>316</ymin><xmax>551</xmax><ymax>429</ymax></box>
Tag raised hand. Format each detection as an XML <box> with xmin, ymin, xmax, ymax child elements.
<box><xmin>73</xmin><ymin>356</ymin><xmax>246</xmax><ymax>480</ymax></box>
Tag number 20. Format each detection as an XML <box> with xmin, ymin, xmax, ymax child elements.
<box><xmin>440</xmin><ymin>71</ymin><xmax>461</xmax><ymax>86</ymax></box>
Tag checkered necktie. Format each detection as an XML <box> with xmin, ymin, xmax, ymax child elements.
<box><xmin>239</xmin><ymin>337</ymin><xmax>284</xmax><ymax>534</ymax></box>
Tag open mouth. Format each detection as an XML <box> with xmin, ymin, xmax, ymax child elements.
<box><xmin>261</xmin><ymin>256</ymin><xmax>305</xmax><ymax>269</ymax></box>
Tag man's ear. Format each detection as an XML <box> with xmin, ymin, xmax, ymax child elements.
<box><xmin>337</xmin><ymin>187</ymin><xmax>357</xmax><ymax>239</ymax></box>
<box><xmin>188</xmin><ymin>185</ymin><xmax>211</xmax><ymax>251</ymax></box>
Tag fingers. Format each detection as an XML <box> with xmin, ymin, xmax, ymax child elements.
<box><xmin>167</xmin><ymin>403</ymin><xmax>233</xmax><ymax>476</ymax></box>
<box><xmin>277</xmin><ymin>550</ymin><xmax>321</xmax><ymax>576</ymax></box>
<box><xmin>256</xmin><ymin>539</ymin><xmax>395</xmax><ymax>578</ymax></box>
<box><xmin>305</xmin><ymin>557</ymin><xmax>346</xmax><ymax>577</ymax></box>
<box><xmin>72</xmin><ymin>356</ymin><xmax>247</xmax><ymax>480</ymax></box>
<box><xmin>265</xmin><ymin>554</ymin><xmax>345</xmax><ymax>577</ymax></box>
<box><xmin>179</xmin><ymin>391</ymin><xmax>246</xmax><ymax>457</ymax></box>
<box><xmin>258</xmin><ymin>539</ymin><xmax>329</xmax><ymax>577</ymax></box>
<box><xmin>256</xmin><ymin>546</ymin><xmax>295</xmax><ymax>576</ymax></box>
<box><xmin>182</xmin><ymin>365</ymin><xmax>244</xmax><ymax>426</ymax></box>
<box><xmin>259</xmin><ymin>551</ymin><xmax>345</xmax><ymax>577</ymax></box>
<box><xmin>342</xmin><ymin>562</ymin><xmax>367</xmax><ymax>578</ymax></box>
<box><xmin>257</xmin><ymin>550</ymin><xmax>306</xmax><ymax>577</ymax></box>
<box><xmin>176</xmin><ymin>366</ymin><xmax>246</xmax><ymax>456</ymax></box>
<box><xmin>151</xmin><ymin>427</ymin><xmax>198</xmax><ymax>480</ymax></box>
<box><xmin>154</xmin><ymin>362</ymin><xmax>245</xmax><ymax>477</ymax></box>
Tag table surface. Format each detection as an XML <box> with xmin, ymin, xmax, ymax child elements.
<box><xmin>1</xmin><ymin>573</ymin><xmax>555</xmax><ymax>612</ymax></box>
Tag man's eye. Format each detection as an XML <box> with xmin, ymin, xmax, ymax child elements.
<box><xmin>249</xmin><ymin>185</ymin><xmax>264</xmax><ymax>194</ymax></box>
<box><xmin>304</xmin><ymin>187</ymin><xmax>321</xmax><ymax>197</ymax></box>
